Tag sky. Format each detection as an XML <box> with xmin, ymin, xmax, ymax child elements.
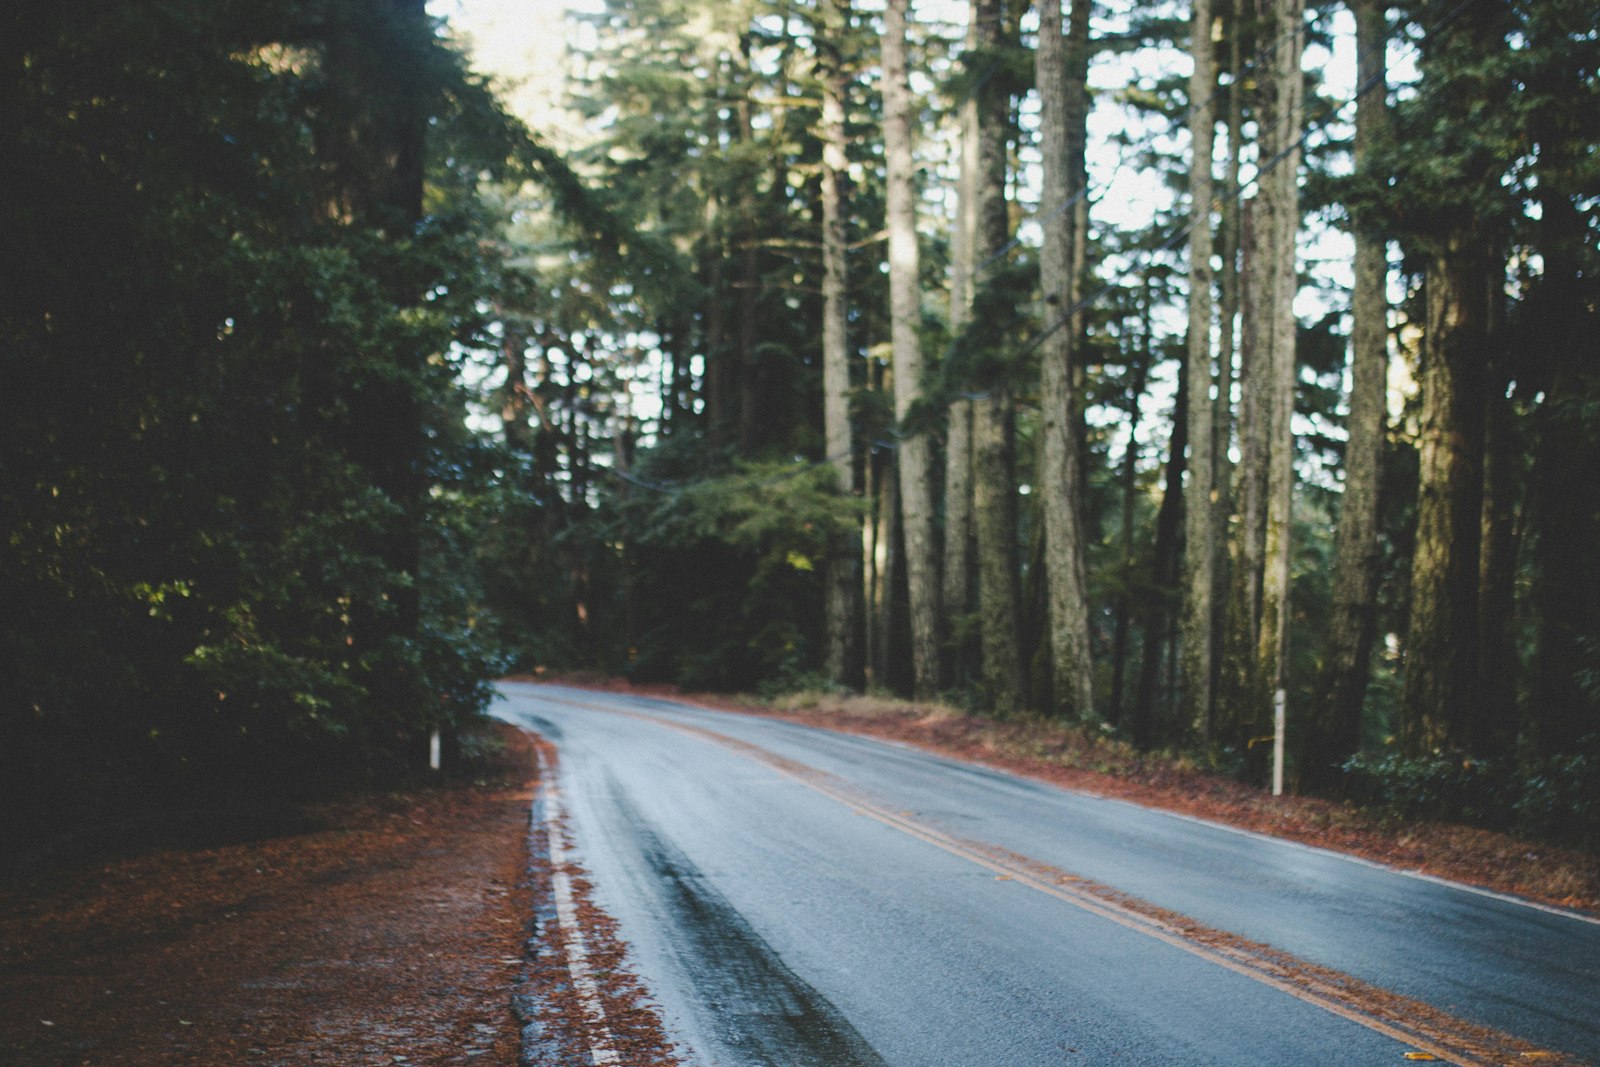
<box><xmin>430</xmin><ymin>0</ymin><xmax>1403</xmax><ymax>447</ymax></box>
<box><xmin>428</xmin><ymin>0</ymin><xmax>597</xmax><ymax>142</ymax></box>
<box><xmin>429</xmin><ymin>0</ymin><xmax>1366</xmax><ymax>292</ymax></box>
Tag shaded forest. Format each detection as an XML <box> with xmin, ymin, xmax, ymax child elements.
<box><xmin>4</xmin><ymin>0</ymin><xmax>1598</xmax><ymax>852</ymax></box>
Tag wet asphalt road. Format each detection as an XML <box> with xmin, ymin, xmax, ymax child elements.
<box><xmin>493</xmin><ymin>682</ymin><xmax>1600</xmax><ymax>1067</ymax></box>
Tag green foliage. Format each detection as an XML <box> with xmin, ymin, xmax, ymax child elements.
<box><xmin>943</xmin><ymin>260</ymin><xmax>1040</xmax><ymax>397</ymax></box>
<box><xmin>619</xmin><ymin>460</ymin><xmax>864</xmax><ymax>691</ymax></box>
<box><xmin>1342</xmin><ymin>746</ymin><xmax>1600</xmax><ymax>848</ymax></box>
<box><xmin>1</xmin><ymin>0</ymin><xmax>530</xmax><ymax>854</ymax></box>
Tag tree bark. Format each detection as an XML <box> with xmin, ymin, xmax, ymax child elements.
<box><xmin>1180</xmin><ymin>0</ymin><xmax>1219</xmax><ymax>738</ymax></box>
<box><xmin>873</xmin><ymin>449</ymin><xmax>902</xmax><ymax>688</ymax></box>
<box><xmin>1252</xmin><ymin>0</ymin><xmax>1303</xmax><ymax>762</ymax></box>
<box><xmin>1401</xmin><ymin>237</ymin><xmax>1489</xmax><ymax>755</ymax></box>
<box><xmin>735</xmin><ymin>36</ymin><xmax>764</xmax><ymax>456</ymax></box>
<box><xmin>498</xmin><ymin>320</ymin><xmax>533</xmax><ymax>455</ymax></box>
<box><xmin>1036</xmin><ymin>0</ymin><xmax>1095</xmax><ymax>721</ymax></box>
<box><xmin>702</xmin><ymin>187</ymin><xmax>732</xmax><ymax>452</ymax></box>
<box><xmin>820</xmin><ymin>0</ymin><xmax>859</xmax><ymax>687</ymax></box>
<box><xmin>1526</xmin><ymin>20</ymin><xmax>1600</xmax><ymax>758</ymax></box>
<box><xmin>1398</xmin><ymin>5</ymin><xmax>1508</xmax><ymax>757</ymax></box>
<box><xmin>1135</xmin><ymin>367</ymin><xmax>1189</xmax><ymax>749</ymax></box>
<box><xmin>1209</xmin><ymin>0</ymin><xmax>1244</xmax><ymax>722</ymax></box>
<box><xmin>942</xmin><ymin>7</ymin><xmax>982</xmax><ymax>689</ymax></box>
<box><xmin>884</xmin><ymin>0</ymin><xmax>943</xmax><ymax>700</ymax></box>
<box><xmin>974</xmin><ymin>391</ymin><xmax>1025</xmax><ymax>711</ymax></box>
<box><xmin>1477</xmin><ymin>332</ymin><xmax>1517</xmax><ymax>755</ymax></box>
<box><xmin>1308</xmin><ymin>0</ymin><xmax>1388</xmax><ymax>786</ymax></box>
<box><xmin>1220</xmin><ymin>198</ymin><xmax>1267</xmax><ymax>742</ymax></box>
<box><xmin>968</xmin><ymin>0</ymin><xmax>1024</xmax><ymax>712</ymax></box>
<box><xmin>1110</xmin><ymin>319</ymin><xmax>1152</xmax><ymax>727</ymax></box>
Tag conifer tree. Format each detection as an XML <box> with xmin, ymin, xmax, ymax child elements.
<box><xmin>1037</xmin><ymin>0</ymin><xmax>1096</xmax><ymax>721</ymax></box>
<box><xmin>884</xmin><ymin>0</ymin><xmax>942</xmax><ymax>699</ymax></box>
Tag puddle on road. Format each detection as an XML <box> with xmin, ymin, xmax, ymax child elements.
<box><xmin>512</xmin><ymin>710</ymin><xmax>565</xmax><ymax>741</ymax></box>
<box><xmin>610</xmin><ymin>790</ymin><xmax>886</xmax><ymax>1067</ymax></box>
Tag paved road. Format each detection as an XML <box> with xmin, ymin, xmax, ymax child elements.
<box><xmin>493</xmin><ymin>682</ymin><xmax>1600</xmax><ymax>1066</ymax></box>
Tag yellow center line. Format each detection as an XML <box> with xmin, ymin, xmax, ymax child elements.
<box><xmin>535</xmin><ymin>692</ymin><xmax>1584</xmax><ymax>1067</ymax></box>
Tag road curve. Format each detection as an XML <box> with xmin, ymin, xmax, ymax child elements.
<box><xmin>494</xmin><ymin>682</ymin><xmax>1600</xmax><ymax>1067</ymax></box>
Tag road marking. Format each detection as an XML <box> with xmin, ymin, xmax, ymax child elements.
<box><xmin>502</xmin><ymin>682</ymin><xmax>1600</xmax><ymax>929</ymax></box>
<box><xmin>1139</xmin><ymin>805</ymin><xmax>1600</xmax><ymax>928</ymax></box>
<box><xmin>534</xmin><ymin>746</ymin><xmax>624</xmax><ymax>1066</ymax></box>
<box><xmin>525</xmin><ymin>691</ymin><xmax>1585</xmax><ymax>1067</ymax></box>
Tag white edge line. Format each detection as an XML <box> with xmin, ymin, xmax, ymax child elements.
<box><xmin>503</xmin><ymin>684</ymin><xmax>1600</xmax><ymax>928</ymax></box>
<box><xmin>1119</xmin><ymin>801</ymin><xmax>1600</xmax><ymax>927</ymax></box>
<box><xmin>536</xmin><ymin>749</ymin><xmax>625</xmax><ymax>1066</ymax></box>
<box><xmin>625</xmin><ymin>695</ymin><xmax>1600</xmax><ymax>928</ymax></box>
<box><xmin>502</xmin><ymin>684</ymin><xmax>1600</xmax><ymax>929</ymax></box>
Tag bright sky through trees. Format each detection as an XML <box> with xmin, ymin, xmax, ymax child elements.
<box><xmin>11</xmin><ymin>0</ymin><xmax>1597</xmax><ymax>857</ymax></box>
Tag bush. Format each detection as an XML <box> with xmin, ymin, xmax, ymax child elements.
<box><xmin>1513</xmin><ymin>752</ymin><xmax>1600</xmax><ymax>848</ymax></box>
<box><xmin>1342</xmin><ymin>747</ymin><xmax>1600</xmax><ymax>847</ymax></box>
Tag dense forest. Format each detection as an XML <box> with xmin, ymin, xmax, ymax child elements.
<box><xmin>4</xmin><ymin>0</ymin><xmax>1598</xmax><ymax>851</ymax></box>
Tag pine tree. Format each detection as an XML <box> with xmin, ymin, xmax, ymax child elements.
<box><xmin>820</xmin><ymin>0</ymin><xmax>860</xmax><ymax>686</ymax></box>
<box><xmin>884</xmin><ymin>0</ymin><xmax>942</xmax><ymax>699</ymax></box>
<box><xmin>1308</xmin><ymin>0</ymin><xmax>1388</xmax><ymax>785</ymax></box>
<box><xmin>1180</xmin><ymin>0</ymin><xmax>1219</xmax><ymax>737</ymax></box>
<box><xmin>1036</xmin><ymin>0</ymin><xmax>1096</xmax><ymax>721</ymax></box>
<box><xmin>967</xmin><ymin>0</ymin><xmax>1025</xmax><ymax>712</ymax></box>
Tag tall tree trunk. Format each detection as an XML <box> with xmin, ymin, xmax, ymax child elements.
<box><xmin>498</xmin><ymin>321</ymin><xmax>534</xmax><ymax>455</ymax></box>
<box><xmin>1526</xmin><ymin>24</ymin><xmax>1600</xmax><ymax>758</ymax></box>
<box><xmin>969</xmin><ymin>0</ymin><xmax>1024</xmax><ymax>712</ymax></box>
<box><xmin>884</xmin><ymin>0</ymin><xmax>942</xmax><ymax>700</ymax></box>
<box><xmin>1477</xmin><ymin>331</ymin><xmax>1517</xmax><ymax>755</ymax></box>
<box><xmin>1398</xmin><ymin>4</ymin><xmax>1509</xmax><ymax>757</ymax></box>
<box><xmin>703</xmin><ymin>172</ymin><xmax>733</xmax><ymax>451</ymax></box>
<box><xmin>1308</xmin><ymin>0</ymin><xmax>1388</xmax><ymax>787</ymax></box>
<box><xmin>1135</xmin><ymin>368</ymin><xmax>1189</xmax><ymax>749</ymax></box>
<box><xmin>820</xmin><ymin>0</ymin><xmax>859</xmax><ymax>687</ymax></box>
<box><xmin>974</xmin><ymin>391</ymin><xmax>1024</xmax><ymax>711</ymax></box>
<box><xmin>1180</xmin><ymin>0</ymin><xmax>1219</xmax><ymax>738</ymax></box>
<box><xmin>942</xmin><ymin>9</ymin><xmax>982</xmax><ymax>689</ymax></box>
<box><xmin>1252</xmin><ymin>0</ymin><xmax>1303</xmax><ymax>768</ymax></box>
<box><xmin>735</xmin><ymin>37</ymin><xmax>763</xmax><ymax>456</ymax></box>
<box><xmin>874</xmin><ymin>453</ymin><xmax>902</xmax><ymax>688</ymax></box>
<box><xmin>864</xmin><ymin>434</ymin><xmax>885</xmax><ymax>687</ymax></box>
<box><xmin>1110</xmin><ymin>326</ymin><xmax>1153</xmax><ymax>726</ymax></box>
<box><xmin>1530</xmin><ymin>328</ymin><xmax>1600</xmax><ymax>758</ymax></box>
<box><xmin>1210</xmin><ymin>0</ymin><xmax>1244</xmax><ymax>717</ymax></box>
<box><xmin>1036</xmin><ymin>0</ymin><xmax>1095</xmax><ymax>721</ymax></box>
<box><xmin>1402</xmin><ymin>238</ymin><xmax>1489</xmax><ymax>755</ymax></box>
<box><xmin>1220</xmin><ymin>199</ymin><xmax>1267</xmax><ymax>743</ymax></box>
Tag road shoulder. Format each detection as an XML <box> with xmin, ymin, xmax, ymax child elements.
<box><xmin>1</xmin><ymin>723</ymin><xmax>535</xmax><ymax>1067</ymax></box>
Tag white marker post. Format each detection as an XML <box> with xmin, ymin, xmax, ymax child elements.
<box><xmin>429</xmin><ymin>729</ymin><xmax>442</xmax><ymax>771</ymax></box>
<box><xmin>1272</xmin><ymin>688</ymin><xmax>1286</xmax><ymax>797</ymax></box>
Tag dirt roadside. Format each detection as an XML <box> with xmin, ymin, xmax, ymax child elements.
<box><xmin>0</xmin><ymin>723</ymin><xmax>539</xmax><ymax>1067</ymax></box>
<box><xmin>4</xmin><ymin>681</ymin><xmax>1594</xmax><ymax>1066</ymax></box>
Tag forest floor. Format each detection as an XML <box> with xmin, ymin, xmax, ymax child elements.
<box><xmin>3</xmin><ymin>679</ymin><xmax>1595</xmax><ymax>1067</ymax></box>
<box><xmin>0</xmin><ymin>723</ymin><xmax>539</xmax><ymax>1067</ymax></box>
